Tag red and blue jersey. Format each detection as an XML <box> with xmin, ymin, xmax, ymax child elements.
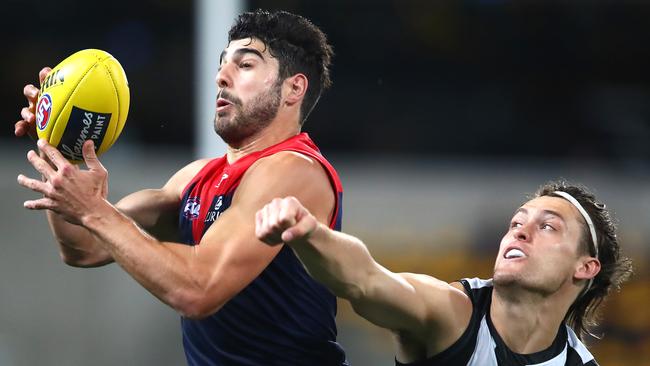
<box><xmin>178</xmin><ymin>133</ymin><xmax>347</xmax><ymax>365</ymax></box>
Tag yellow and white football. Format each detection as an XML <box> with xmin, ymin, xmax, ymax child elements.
<box><xmin>35</xmin><ymin>49</ymin><xmax>129</xmax><ymax>163</ymax></box>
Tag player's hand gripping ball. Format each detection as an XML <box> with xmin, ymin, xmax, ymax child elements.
<box><xmin>35</xmin><ymin>49</ymin><xmax>129</xmax><ymax>163</ymax></box>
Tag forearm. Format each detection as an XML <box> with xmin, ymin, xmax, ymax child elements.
<box><xmin>289</xmin><ymin>224</ymin><xmax>379</xmax><ymax>301</ymax></box>
<box><xmin>46</xmin><ymin>188</ymin><xmax>180</xmax><ymax>268</ymax></box>
<box><xmin>46</xmin><ymin>210</ymin><xmax>113</xmax><ymax>267</ymax></box>
<box><xmin>81</xmin><ymin>200</ymin><xmax>208</xmax><ymax>316</ymax></box>
<box><xmin>289</xmin><ymin>225</ymin><xmax>439</xmax><ymax>335</ymax></box>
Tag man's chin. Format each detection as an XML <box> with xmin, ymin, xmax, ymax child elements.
<box><xmin>214</xmin><ymin>117</ymin><xmax>233</xmax><ymax>137</ymax></box>
<box><xmin>492</xmin><ymin>271</ymin><xmax>522</xmax><ymax>287</ymax></box>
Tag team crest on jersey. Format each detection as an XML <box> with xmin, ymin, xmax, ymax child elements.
<box><xmin>36</xmin><ymin>93</ymin><xmax>53</xmax><ymax>131</ymax></box>
<box><xmin>183</xmin><ymin>197</ymin><xmax>201</xmax><ymax>219</ymax></box>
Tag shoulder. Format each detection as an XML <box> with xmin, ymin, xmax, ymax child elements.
<box><xmin>240</xmin><ymin>151</ymin><xmax>332</xmax><ymax>195</ymax></box>
<box><xmin>394</xmin><ymin>273</ymin><xmax>475</xmax><ymax>357</ymax></box>
<box><xmin>162</xmin><ymin>158</ymin><xmax>212</xmax><ymax>197</ymax></box>
<box><xmin>233</xmin><ymin>151</ymin><xmax>335</xmax><ymax>220</ymax></box>
<box><xmin>254</xmin><ymin>150</ymin><xmax>326</xmax><ymax>173</ymax></box>
<box><xmin>399</xmin><ymin>273</ymin><xmax>472</xmax><ymax>315</ymax></box>
<box><xmin>565</xmin><ymin>326</ymin><xmax>598</xmax><ymax>365</ymax></box>
<box><xmin>457</xmin><ymin>278</ymin><xmax>493</xmax><ymax>304</ymax></box>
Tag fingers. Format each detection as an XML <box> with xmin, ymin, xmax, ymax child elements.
<box><xmin>256</xmin><ymin>197</ymin><xmax>315</xmax><ymax>245</ymax></box>
<box><xmin>18</xmin><ymin>67</ymin><xmax>50</xmax><ymax>140</ymax></box>
<box><xmin>281</xmin><ymin>217</ymin><xmax>316</xmax><ymax>243</ymax></box>
<box><xmin>39</xmin><ymin>67</ymin><xmax>52</xmax><ymax>84</ymax></box>
<box><xmin>266</xmin><ymin>198</ymin><xmax>289</xmax><ymax>231</ymax></box>
<box><xmin>18</xmin><ymin>83</ymin><xmax>40</xmax><ymax>139</ymax></box>
<box><xmin>21</xmin><ymin>106</ymin><xmax>35</xmax><ymax>124</ymax></box>
<box><xmin>26</xmin><ymin>150</ymin><xmax>56</xmax><ymax>180</ymax></box>
<box><xmin>270</xmin><ymin>197</ymin><xmax>298</xmax><ymax>229</ymax></box>
<box><xmin>281</xmin><ymin>197</ymin><xmax>317</xmax><ymax>242</ymax></box>
<box><xmin>23</xmin><ymin>197</ymin><xmax>56</xmax><ymax>210</ymax></box>
<box><xmin>82</xmin><ymin>140</ymin><xmax>105</xmax><ymax>171</ymax></box>
<box><xmin>37</xmin><ymin>139</ymin><xmax>67</xmax><ymax>170</ymax></box>
<box><xmin>16</xmin><ymin>174</ymin><xmax>50</xmax><ymax>199</ymax></box>
<box><xmin>17</xmin><ymin>173</ymin><xmax>57</xmax><ymax>210</ymax></box>
<box><xmin>23</xmin><ymin>84</ymin><xmax>39</xmax><ymax>103</ymax></box>
<box><xmin>17</xmin><ymin>173</ymin><xmax>50</xmax><ymax>195</ymax></box>
<box><xmin>256</xmin><ymin>198</ymin><xmax>294</xmax><ymax>245</ymax></box>
<box><xmin>15</xmin><ymin>120</ymin><xmax>30</xmax><ymax>137</ymax></box>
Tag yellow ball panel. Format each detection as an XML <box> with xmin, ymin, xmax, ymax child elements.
<box><xmin>34</xmin><ymin>49</ymin><xmax>129</xmax><ymax>163</ymax></box>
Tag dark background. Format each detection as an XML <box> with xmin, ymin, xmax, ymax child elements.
<box><xmin>3</xmin><ymin>0</ymin><xmax>649</xmax><ymax>167</ymax></box>
<box><xmin>2</xmin><ymin>2</ymin><xmax>649</xmax><ymax>365</ymax></box>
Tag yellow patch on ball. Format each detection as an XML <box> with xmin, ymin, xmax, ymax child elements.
<box><xmin>35</xmin><ymin>49</ymin><xmax>129</xmax><ymax>163</ymax></box>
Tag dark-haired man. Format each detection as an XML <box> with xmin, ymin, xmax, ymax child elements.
<box><xmin>256</xmin><ymin>181</ymin><xmax>633</xmax><ymax>365</ymax></box>
<box><xmin>16</xmin><ymin>10</ymin><xmax>348</xmax><ymax>366</ymax></box>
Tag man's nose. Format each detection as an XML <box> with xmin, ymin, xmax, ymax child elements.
<box><xmin>513</xmin><ymin>225</ymin><xmax>531</xmax><ymax>242</ymax></box>
<box><xmin>216</xmin><ymin>64</ymin><xmax>232</xmax><ymax>89</ymax></box>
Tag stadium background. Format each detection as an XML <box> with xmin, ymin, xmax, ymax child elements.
<box><xmin>1</xmin><ymin>0</ymin><xmax>648</xmax><ymax>365</ymax></box>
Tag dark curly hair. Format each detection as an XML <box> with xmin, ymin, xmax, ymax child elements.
<box><xmin>535</xmin><ymin>180</ymin><xmax>633</xmax><ymax>342</ymax></box>
<box><xmin>228</xmin><ymin>9</ymin><xmax>334</xmax><ymax>124</ymax></box>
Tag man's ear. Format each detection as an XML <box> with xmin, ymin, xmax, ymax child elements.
<box><xmin>283</xmin><ymin>73</ymin><xmax>308</xmax><ymax>106</ymax></box>
<box><xmin>575</xmin><ymin>257</ymin><xmax>601</xmax><ymax>282</ymax></box>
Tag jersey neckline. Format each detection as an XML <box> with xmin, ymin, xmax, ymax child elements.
<box><xmin>485</xmin><ymin>295</ymin><xmax>568</xmax><ymax>365</ymax></box>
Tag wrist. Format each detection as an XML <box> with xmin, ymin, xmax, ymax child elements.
<box><xmin>291</xmin><ymin>219</ymin><xmax>323</xmax><ymax>248</ymax></box>
<box><xmin>81</xmin><ymin>199</ymin><xmax>120</xmax><ymax>232</ymax></box>
<box><xmin>307</xmin><ymin>221</ymin><xmax>325</xmax><ymax>241</ymax></box>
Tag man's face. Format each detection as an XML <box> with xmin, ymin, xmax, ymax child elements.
<box><xmin>214</xmin><ymin>37</ymin><xmax>282</xmax><ymax>145</ymax></box>
<box><xmin>493</xmin><ymin>196</ymin><xmax>587</xmax><ymax>294</ymax></box>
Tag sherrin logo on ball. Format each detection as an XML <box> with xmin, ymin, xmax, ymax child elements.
<box><xmin>36</xmin><ymin>93</ymin><xmax>52</xmax><ymax>131</ymax></box>
<box><xmin>36</xmin><ymin>49</ymin><xmax>130</xmax><ymax>163</ymax></box>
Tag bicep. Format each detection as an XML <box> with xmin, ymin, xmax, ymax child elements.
<box><xmin>184</xmin><ymin>153</ymin><xmax>336</xmax><ymax>310</ymax></box>
<box><xmin>188</xmin><ymin>200</ymin><xmax>283</xmax><ymax>311</ymax></box>
<box><xmin>114</xmin><ymin>159</ymin><xmax>207</xmax><ymax>240</ymax></box>
<box><xmin>235</xmin><ymin>152</ymin><xmax>336</xmax><ymax>226</ymax></box>
<box><xmin>115</xmin><ymin>189</ymin><xmax>180</xmax><ymax>240</ymax></box>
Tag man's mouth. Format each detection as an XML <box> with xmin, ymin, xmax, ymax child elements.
<box><xmin>504</xmin><ymin>248</ymin><xmax>526</xmax><ymax>259</ymax></box>
<box><xmin>216</xmin><ymin>98</ymin><xmax>233</xmax><ymax>113</ymax></box>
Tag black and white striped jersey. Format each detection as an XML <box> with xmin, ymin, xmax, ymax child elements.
<box><xmin>396</xmin><ymin>278</ymin><xmax>598</xmax><ymax>366</ymax></box>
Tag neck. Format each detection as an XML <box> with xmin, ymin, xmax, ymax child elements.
<box><xmin>490</xmin><ymin>284</ymin><xmax>575</xmax><ymax>354</ymax></box>
<box><xmin>225</xmin><ymin>118</ymin><xmax>301</xmax><ymax>163</ymax></box>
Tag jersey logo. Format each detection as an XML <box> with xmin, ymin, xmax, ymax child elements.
<box><xmin>183</xmin><ymin>197</ymin><xmax>201</xmax><ymax>219</ymax></box>
<box><xmin>204</xmin><ymin>194</ymin><xmax>233</xmax><ymax>225</ymax></box>
<box><xmin>214</xmin><ymin>195</ymin><xmax>223</xmax><ymax>211</ymax></box>
<box><xmin>215</xmin><ymin>173</ymin><xmax>229</xmax><ymax>188</ymax></box>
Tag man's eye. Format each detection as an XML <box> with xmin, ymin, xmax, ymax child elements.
<box><xmin>541</xmin><ymin>223</ymin><xmax>555</xmax><ymax>230</ymax></box>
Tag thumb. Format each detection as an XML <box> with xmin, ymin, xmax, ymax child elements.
<box><xmin>39</xmin><ymin>67</ymin><xmax>52</xmax><ymax>85</ymax></box>
<box><xmin>82</xmin><ymin>140</ymin><xmax>103</xmax><ymax>169</ymax></box>
<box><xmin>281</xmin><ymin>214</ymin><xmax>318</xmax><ymax>243</ymax></box>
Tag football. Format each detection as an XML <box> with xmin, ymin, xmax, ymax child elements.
<box><xmin>35</xmin><ymin>49</ymin><xmax>129</xmax><ymax>163</ymax></box>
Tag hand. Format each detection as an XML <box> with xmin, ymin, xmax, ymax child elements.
<box><xmin>15</xmin><ymin>67</ymin><xmax>52</xmax><ymax>140</ymax></box>
<box><xmin>17</xmin><ymin>139</ymin><xmax>109</xmax><ymax>225</ymax></box>
<box><xmin>255</xmin><ymin>196</ymin><xmax>319</xmax><ymax>245</ymax></box>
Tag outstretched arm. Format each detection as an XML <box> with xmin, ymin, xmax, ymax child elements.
<box><xmin>19</xmin><ymin>142</ymin><xmax>200</xmax><ymax>267</ymax></box>
<box><xmin>256</xmin><ymin>197</ymin><xmax>473</xmax><ymax>345</ymax></box>
<box><xmin>16</xmin><ymin>69</ymin><xmax>190</xmax><ymax>267</ymax></box>
<box><xmin>18</xmin><ymin>141</ymin><xmax>336</xmax><ymax>319</ymax></box>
